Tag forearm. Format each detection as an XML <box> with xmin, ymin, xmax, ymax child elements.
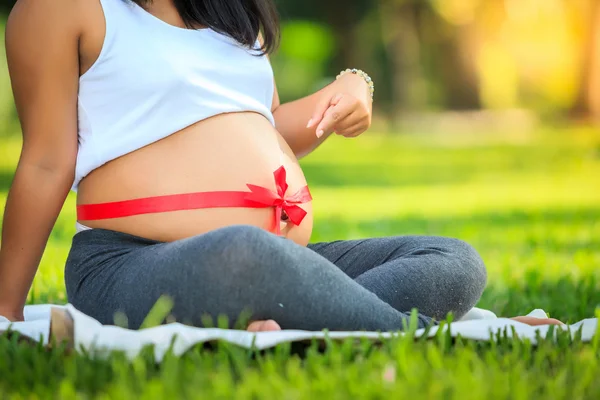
<box><xmin>273</xmin><ymin>84</ymin><xmax>337</xmax><ymax>158</ymax></box>
<box><xmin>0</xmin><ymin>163</ymin><xmax>73</xmax><ymax>312</ymax></box>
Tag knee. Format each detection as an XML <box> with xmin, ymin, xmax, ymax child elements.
<box><xmin>435</xmin><ymin>238</ymin><xmax>487</xmax><ymax>317</ymax></box>
<box><xmin>215</xmin><ymin>224</ymin><xmax>272</xmax><ymax>251</ymax></box>
<box><xmin>203</xmin><ymin>225</ymin><xmax>291</xmax><ymax>277</ymax></box>
<box><xmin>446</xmin><ymin>238</ymin><xmax>487</xmax><ymax>284</ymax></box>
<box><xmin>208</xmin><ymin>224</ymin><xmax>273</xmax><ymax>260</ymax></box>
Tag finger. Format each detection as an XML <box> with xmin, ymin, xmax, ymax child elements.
<box><xmin>332</xmin><ymin>111</ymin><xmax>365</xmax><ymax>135</ymax></box>
<box><xmin>338</xmin><ymin>122</ymin><xmax>367</xmax><ymax>138</ymax></box>
<box><xmin>330</xmin><ymin>92</ymin><xmax>344</xmax><ymax>106</ymax></box>
<box><xmin>317</xmin><ymin>105</ymin><xmax>353</xmax><ymax>138</ymax></box>
<box><xmin>316</xmin><ymin>96</ymin><xmax>355</xmax><ymax>138</ymax></box>
<box><xmin>308</xmin><ymin>93</ymin><xmax>343</xmax><ymax>129</ymax></box>
<box><xmin>332</xmin><ymin>104</ymin><xmax>371</xmax><ymax>137</ymax></box>
<box><xmin>334</xmin><ymin>109</ymin><xmax>370</xmax><ymax>137</ymax></box>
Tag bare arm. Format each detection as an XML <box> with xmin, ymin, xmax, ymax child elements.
<box><xmin>271</xmin><ymin>82</ymin><xmax>333</xmax><ymax>158</ymax></box>
<box><xmin>0</xmin><ymin>0</ymin><xmax>81</xmax><ymax>320</ymax></box>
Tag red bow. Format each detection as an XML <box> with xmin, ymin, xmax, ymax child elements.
<box><xmin>77</xmin><ymin>165</ymin><xmax>312</xmax><ymax>236</ymax></box>
<box><xmin>245</xmin><ymin>166</ymin><xmax>312</xmax><ymax>235</ymax></box>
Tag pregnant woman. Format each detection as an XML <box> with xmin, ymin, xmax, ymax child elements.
<box><xmin>0</xmin><ymin>0</ymin><xmax>558</xmax><ymax>331</ymax></box>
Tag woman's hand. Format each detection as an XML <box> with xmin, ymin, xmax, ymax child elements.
<box><xmin>307</xmin><ymin>73</ymin><xmax>373</xmax><ymax>139</ymax></box>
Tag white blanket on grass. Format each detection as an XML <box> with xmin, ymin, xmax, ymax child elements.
<box><xmin>1</xmin><ymin>305</ymin><xmax>597</xmax><ymax>362</ymax></box>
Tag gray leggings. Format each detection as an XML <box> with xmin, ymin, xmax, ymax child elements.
<box><xmin>65</xmin><ymin>225</ymin><xmax>487</xmax><ymax>331</ymax></box>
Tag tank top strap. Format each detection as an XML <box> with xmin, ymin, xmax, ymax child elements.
<box><xmin>80</xmin><ymin>0</ymin><xmax>137</xmax><ymax>81</ymax></box>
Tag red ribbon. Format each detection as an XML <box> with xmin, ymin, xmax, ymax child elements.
<box><xmin>77</xmin><ymin>166</ymin><xmax>312</xmax><ymax>235</ymax></box>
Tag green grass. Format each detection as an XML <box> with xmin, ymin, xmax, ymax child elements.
<box><xmin>1</xmin><ymin>127</ymin><xmax>600</xmax><ymax>398</ymax></box>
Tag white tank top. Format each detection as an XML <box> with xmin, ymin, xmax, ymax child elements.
<box><xmin>74</xmin><ymin>0</ymin><xmax>276</xmax><ymax>191</ymax></box>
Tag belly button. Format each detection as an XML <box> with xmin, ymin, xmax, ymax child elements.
<box><xmin>281</xmin><ymin>210</ymin><xmax>289</xmax><ymax>221</ymax></box>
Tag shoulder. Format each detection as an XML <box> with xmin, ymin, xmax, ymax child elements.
<box><xmin>6</xmin><ymin>0</ymin><xmax>93</xmax><ymax>43</ymax></box>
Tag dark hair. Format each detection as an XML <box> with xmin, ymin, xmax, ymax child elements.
<box><xmin>134</xmin><ymin>0</ymin><xmax>280</xmax><ymax>55</ymax></box>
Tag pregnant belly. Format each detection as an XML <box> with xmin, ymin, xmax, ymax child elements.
<box><xmin>76</xmin><ymin>113</ymin><xmax>314</xmax><ymax>245</ymax></box>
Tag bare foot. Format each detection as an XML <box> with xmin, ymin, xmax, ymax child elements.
<box><xmin>511</xmin><ymin>316</ymin><xmax>564</xmax><ymax>326</ymax></box>
<box><xmin>246</xmin><ymin>320</ymin><xmax>282</xmax><ymax>332</ymax></box>
<box><xmin>246</xmin><ymin>317</ymin><xmax>565</xmax><ymax>332</ymax></box>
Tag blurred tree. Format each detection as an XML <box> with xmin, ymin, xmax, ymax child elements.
<box><xmin>426</xmin><ymin>0</ymin><xmax>482</xmax><ymax>110</ymax></box>
<box><xmin>378</xmin><ymin>0</ymin><xmax>428</xmax><ymax>113</ymax></box>
<box><xmin>572</xmin><ymin>0</ymin><xmax>600</xmax><ymax>122</ymax></box>
<box><xmin>270</xmin><ymin>21</ymin><xmax>335</xmax><ymax>102</ymax></box>
<box><xmin>0</xmin><ymin>0</ymin><xmax>12</xmax><ymax>12</ymax></box>
<box><xmin>277</xmin><ymin>0</ymin><xmax>372</xmax><ymax>73</ymax></box>
<box><xmin>0</xmin><ymin>0</ymin><xmax>596</xmax><ymax>125</ymax></box>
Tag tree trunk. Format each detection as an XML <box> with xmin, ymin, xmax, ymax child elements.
<box><xmin>320</xmin><ymin>0</ymin><xmax>362</xmax><ymax>73</ymax></box>
<box><xmin>379</xmin><ymin>0</ymin><xmax>426</xmax><ymax>114</ymax></box>
<box><xmin>572</xmin><ymin>0</ymin><xmax>600</xmax><ymax>123</ymax></box>
<box><xmin>433</xmin><ymin>20</ymin><xmax>482</xmax><ymax>110</ymax></box>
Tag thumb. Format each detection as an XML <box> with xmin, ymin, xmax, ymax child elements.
<box><xmin>307</xmin><ymin>93</ymin><xmax>343</xmax><ymax>129</ymax></box>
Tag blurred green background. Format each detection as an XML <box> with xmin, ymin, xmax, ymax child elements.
<box><xmin>1</xmin><ymin>0</ymin><xmax>600</xmax><ymax>133</ymax></box>
<box><xmin>272</xmin><ymin>0</ymin><xmax>600</xmax><ymax>129</ymax></box>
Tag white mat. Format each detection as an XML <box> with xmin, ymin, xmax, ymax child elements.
<box><xmin>1</xmin><ymin>305</ymin><xmax>597</xmax><ymax>362</ymax></box>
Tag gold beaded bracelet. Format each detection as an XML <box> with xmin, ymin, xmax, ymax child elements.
<box><xmin>336</xmin><ymin>68</ymin><xmax>375</xmax><ymax>100</ymax></box>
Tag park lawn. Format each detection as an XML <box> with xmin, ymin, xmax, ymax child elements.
<box><xmin>1</xmin><ymin>127</ymin><xmax>600</xmax><ymax>398</ymax></box>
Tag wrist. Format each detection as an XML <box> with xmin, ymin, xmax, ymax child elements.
<box><xmin>336</xmin><ymin>68</ymin><xmax>375</xmax><ymax>101</ymax></box>
<box><xmin>329</xmin><ymin>74</ymin><xmax>369</xmax><ymax>105</ymax></box>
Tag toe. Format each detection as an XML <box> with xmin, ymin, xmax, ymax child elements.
<box><xmin>261</xmin><ymin>320</ymin><xmax>282</xmax><ymax>331</ymax></box>
<box><xmin>247</xmin><ymin>319</ymin><xmax>282</xmax><ymax>332</ymax></box>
